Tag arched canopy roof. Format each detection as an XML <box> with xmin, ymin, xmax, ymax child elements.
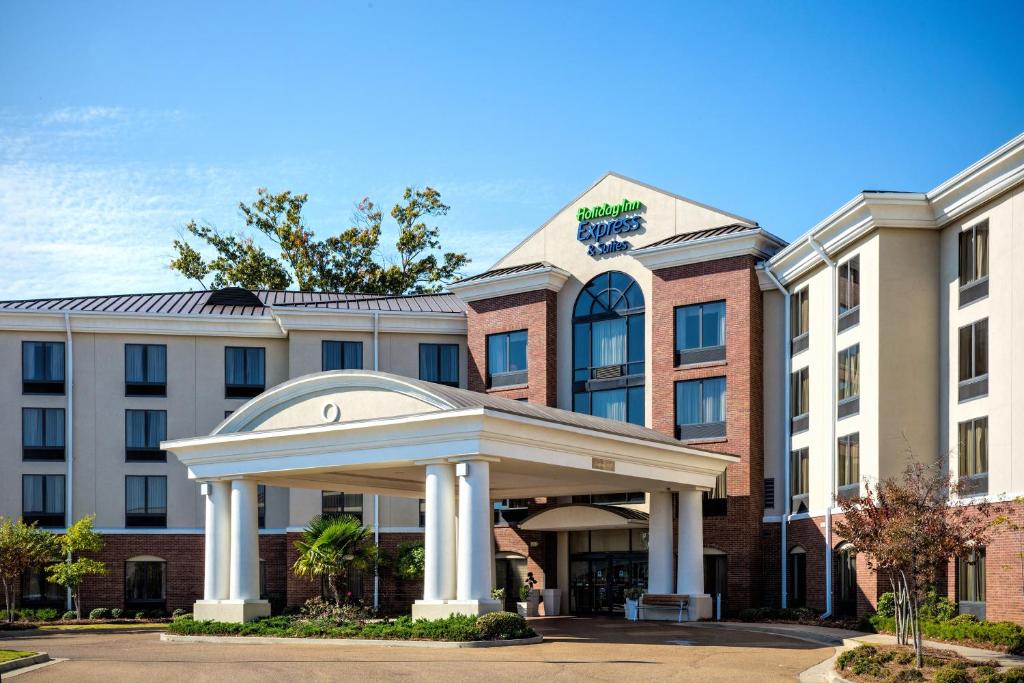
<box><xmin>164</xmin><ymin>371</ymin><xmax>736</xmax><ymax>500</ymax></box>
<box><xmin>520</xmin><ymin>504</ymin><xmax>649</xmax><ymax>532</ymax></box>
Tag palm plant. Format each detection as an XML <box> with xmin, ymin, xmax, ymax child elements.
<box><xmin>292</xmin><ymin>514</ymin><xmax>373</xmax><ymax>605</ymax></box>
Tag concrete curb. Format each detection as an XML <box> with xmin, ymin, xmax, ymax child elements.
<box><xmin>161</xmin><ymin>633</ymin><xmax>544</xmax><ymax>648</ymax></box>
<box><xmin>0</xmin><ymin>653</ymin><xmax>51</xmax><ymax>674</ymax></box>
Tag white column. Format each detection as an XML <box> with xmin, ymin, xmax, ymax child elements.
<box><xmin>676</xmin><ymin>488</ymin><xmax>705</xmax><ymax>595</ymax></box>
<box><xmin>648</xmin><ymin>491</ymin><xmax>675</xmax><ymax>593</ymax></box>
<box><xmin>203</xmin><ymin>481</ymin><xmax>231</xmax><ymax>600</ymax></box>
<box><xmin>229</xmin><ymin>479</ymin><xmax>261</xmax><ymax>601</ymax></box>
<box><xmin>456</xmin><ymin>459</ymin><xmax>493</xmax><ymax>601</ymax></box>
<box><xmin>423</xmin><ymin>463</ymin><xmax>457</xmax><ymax>601</ymax></box>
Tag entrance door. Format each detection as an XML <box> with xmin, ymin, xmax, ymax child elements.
<box><xmin>495</xmin><ymin>557</ymin><xmax>526</xmax><ymax>612</ymax></box>
<box><xmin>704</xmin><ymin>554</ymin><xmax>727</xmax><ymax>616</ymax></box>
<box><xmin>570</xmin><ymin>560</ymin><xmax>594</xmax><ymax>613</ymax></box>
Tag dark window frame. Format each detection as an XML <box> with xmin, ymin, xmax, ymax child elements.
<box><xmin>321</xmin><ymin>340</ymin><xmax>363</xmax><ymax>371</ymax></box>
<box><xmin>958</xmin><ymin>417</ymin><xmax>988</xmax><ymax>497</ymax></box>
<box><xmin>224</xmin><ymin>346</ymin><xmax>266</xmax><ymax>399</ymax></box>
<box><xmin>22</xmin><ymin>474</ymin><xmax>66</xmax><ymax>527</ymax></box>
<box><xmin>125</xmin><ymin>475</ymin><xmax>167</xmax><ymax>528</ymax></box>
<box><xmin>958</xmin><ymin>220</ymin><xmax>989</xmax><ymax>307</ymax></box>
<box><xmin>22</xmin><ymin>407</ymin><xmax>65</xmax><ymax>461</ymax></box>
<box><xmin>837</xmin><ymin>344</ymin><xmax>860</xmax><ymax>419</ymax></box>
<box><xmin>418</xmin><ymin>343</ymin><xmax>460</xmax><ymax>387</ymax></box>
<box><xmin>956</xmin><ymin>547</ymin><xmax>986</xmax><ymax>618</ymax></box>
<box><xmin>674</xmin><ymin>300</ymin><xmax>726</xmax><ymax>366</ymax></box>
<box><xmin>791</xmin><ymin>367</ymin><xmax>809</xmax><ymax>434</ymax></box>
<box><xmin>322</xmin><ymin>491</ymin><xmax>363</xmax><ymax>523</ymax></box>
<box><xmin>790</xmin><ymin>447</ymin><xmax>809</xmax><ymax>513</ymax></box>
<box><xmin>674</xmin><ymin>376</ymin><xmax>727</xmax><ymax>441</ymax></box>
<box><xmin>486</xmin><ymin>330</ymin><xmax>529</xmax><ymax>388</ymax></box>
<box><xmin>958</xmin><ymin>319</ymin><xmax>989</xmax><ymax>402</ymax></box>
<box><xmin>124</xmin><ymin>559</ymin><xmax>167</xmax><ymax>609</ymax></box>
<box><xmin>837</xmin><ymin>256</ymin><xmax>860</xmax><ymax>331</ymax></box>
<box><xmin>125</xmin><ymin>409</ymin><xmax>167</xmax><ymax>462</ymax></box>
<box><xmin>837</xmin><ymin>433</ymin><xmax>860</xmax><ymax>500</ymax></box>
<box><xmin>19</xmin><ymin>566</ymin><xmax>64</xmax><ymax>606</ymax></box>
<box><xmin>22</xmin><ymin>341</ymin><xmax>65</xmax><ymax>395</ymax></box>
<box><xmin>791</xmin><ymin>287</ymin><xmax>810</xmax><ymax>355</ymax></box>
<box><xmin>124</xmin><ymin>343</ymin><xmax>167</xmax><ymax>397</ymax></box>
<box><xmin>257</xmin><ymin>484</ymin><xmax>266</xmax><ymax>529</ymax></box>
<box><xmin>702</xmin><ymin>470</ymin><xmax>728</xmax><ymax>517</ymax></box>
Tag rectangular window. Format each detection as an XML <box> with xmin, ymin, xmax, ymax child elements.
<box><xmin>125</xmin><ymin>560</ymin><xmax>166</xmax><ymax>607</ymax></box>
<box><xmin>674</xmin><ymin>301</ymin><xmax>726</xmax><ymax>365</ymax></box>
<box><xmin>837</xmin><ymin>433</ymin><xmax>860</xmax><ymax>500</ymax></box>
<box><xmin>257</xmin><ymin>484</ymin><xmax>266</xmax><ymax>529</ymax></box>
<box><xmin>959</xmin><ymin>220</ymin><xmax>989</xmax><ymax>306</ymax></box>
<box><xmin>791</xmin><ymin>448</ymin><xmax>809</xmax><ymax>513</ymax></box>
<box><xmin>125</xmin><ymin>475</ymin><xmax>167</xmax><ymax>527</ymax></box>
<box><xmin>224</xmin><ymin>346</ymin><xmax>265</xmax><ymax>398</ymax></box>
<box><xmin>957</xmin><ymin>548</ymin><xmax>986</xmax><ymax>620</ymax></box>
<box><xmin>958</xmin><ymin>417</ymin><xmax>988</xmax><ymax>496</ymax></box>
<box><xmin>322</xmin><ymin>340</ymin><xmax>363</xmax><ymax>371</ymax></box>
<box><xmin>838</xmin><ymin>256</ymin><xmax>860</xmax><ymax>331</ymax></box>
<box><xmin>125</xmin><ymin>410</ymin><xmax>167</xmax><ymax>462</ymax></box>
<box><xmin>487</xmin><ymin>330</ymin><xmax>528</xmax><ymax>388</ymax></box>
<box><xmin>573</xmin><ymin>492</ymin><xmax>646</xmax><ymax>505</ymax></box>
<box><xmin>837</xmin><ymin>344</ymin><xmax>860</xmax><ymax>418</ymax></box>
<box><xmin>20</xmin><ymin>567</ymin><xmax>64</xmax><ymax>605</ymax></box>
<box><xmin>958</xmin><ymin>319</ymin><xmax>988</xmax><ymax>401</ymax></box>
<box><xmin>125</xmin><ymin>344</ymin><xmax>167</xmax><ymax>396</ymax></box>
<box><xmin>419</xmin><ymin>498</ymin><xmax>426</xmax><ymax>528</ymax></box>
<box><xmin>790</xmin><ymin>368</ymin><xmax>809</xmax><ymax>433</ymax></box>
<box><xmin>791</xmin><ymin>287</ymin><xmax>810</xmax><ymax>354</ymax></box>
<box><xmin>22</xmin><ymin>408</ymin><xmax>65</xmax><ymax>461</ymax></box>
<box><xmin>322</xmin><ymin>491</ymin><xmax>363</xmax><ymax>523</ymax></box>
<box><xmin>675</xmin><ymin>377</ymin><xmax>726</xmax><ymax>441</ymax></box>
<box><xmin>22</xmin><ymin>341</ymin><xmax>65</xmax><ymax>394</ymax></box>
<box><xmin>419</xmin><ymin>343</ymin><xmax>460</xmax><ymax>387</ymax></box>
<box><xmin>22</xmin><ymin>474</ymin><xmax>65</xmax><ymax>527</ymax></box>
<box><xmin>702</xmin><ymin>470</ymin><xmax>728</xmax><ymax>517</ymax></box>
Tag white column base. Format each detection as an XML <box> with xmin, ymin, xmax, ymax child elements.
<box><xmin>193</xmin><ymin>599</ymin><xmax>271</xmax><ymax>623</ymax></box>
<box><xmin>411</xmin><ymin>598</ymin><xmax>502</xmax><ymax>620</ymax></box>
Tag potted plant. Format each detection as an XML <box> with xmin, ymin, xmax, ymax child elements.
<box><xmin>624</xmin><ymin>588</ymin><xmax>642</xmax><ymax>621</ymax></box>
<box><xmin>491</xmin><ymin>587</ymin><xmax>506</xmax><ymax>609</ymax></box>
<box><xmin>516</xmin><ymin>583</ymin><xmax>539</xmax><ymax>617</ymax></box>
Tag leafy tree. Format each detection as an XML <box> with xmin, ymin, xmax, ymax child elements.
<box><xmin>835</xmin><ymin>461</ymin><xmax>1004</xmax><ymax>667</ymax></box>
<box><xmin>0</xmin><ymin>518</ymin><xmax>59</xmax><ymax>623</ymax></box>
<box><xmin>46</xmin><ymin>515</ymin><xmax>107</xmax><ymax>620</ymax></box>
<box><xmin>394</xmin><ymin>540</ymin><xmax>425</xmax><ymax>581</ymax></box>
<box><xmin>170</xmin><ymin>187</ymin><xmax>469</xmax><ymax>294</ymax></box>
<box><xmin>292</xmin><ymin>514</ymin><xmax>374</xmax><ymax>605</ymax></box>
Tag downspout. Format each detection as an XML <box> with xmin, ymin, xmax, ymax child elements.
<box><xmin>762</xmin><ymin>265</ymin><xmax>791</xmax><ymax>609</ymax></box>
<box><xmin>808</xmin><ymin>237</ymin><xmax>836</xmax><ymax>619</ymax></box>
<box><xmin>372</xmin><ymin>311</ymin><xmax>380</xmax><ymax>612</ymax></box>
<box><xmin>64</xmin><ymin>312</ymin><xmax>74</xmax><ymax>612</ymax></box>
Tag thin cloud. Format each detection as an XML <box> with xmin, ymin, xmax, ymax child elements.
<box><xmin>41</xmin><ymin>106</ymin><xmax>127</xmax><ymax>125</ymax></box>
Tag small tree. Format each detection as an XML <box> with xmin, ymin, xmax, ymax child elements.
<box><xmin>46</xmin><ymin>515</ymin><xmax>107</xmax><ymax>620</ymax></box>
<box><xmin>835</xmin><ymin>461</ymin><xmax>1003</xmax><ymax>667</ymax></box>
<box><xmin>0</xmin><ymin>518</ymin><xmax>58</xmax><ymax>622</ymax></box>
<box><xmin>394</xmin><ymin>541</ymin><xmax>425</xmax><ymax>581</ymax></box>
<box><xmin>292</xmin><ymin>514</ymin><xmax>374</xmax><ymax>605</ymax></box>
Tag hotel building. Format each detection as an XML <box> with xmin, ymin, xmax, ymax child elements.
<box><xmin>2</xmin><ymin>132</ymin><xmax>1022</xmax><ymax>622</ymax></box>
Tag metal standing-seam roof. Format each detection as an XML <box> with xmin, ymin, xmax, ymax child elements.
<box><xmin>638</xmin><ymin>223</ymin><xmax>768</xmax><ymax>249</ymax></box>
<box><xmin>452</xmin><ymin>262</ymin><xmax>550</xmax><ymax>284</ymax></box>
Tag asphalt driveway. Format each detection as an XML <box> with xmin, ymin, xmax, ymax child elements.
<box><xmin>0</xmin><ymin>617</ymin><xmax>833</xmax><ymax>682</ymax></box>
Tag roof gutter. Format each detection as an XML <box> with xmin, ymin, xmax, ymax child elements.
<box><xmin>64</xmin><ymin>312</ymin><xmax>74</xmax><ymax>612</ymax></box>
<box><xmin>372</xmin><ymin>311</ymin><xmax>380</xmax><ymax>613</ymax></box>
<box><xmin>807</xmin><ymin>236</ymin><xmax>836</xmax><ymax>620</ymax></box>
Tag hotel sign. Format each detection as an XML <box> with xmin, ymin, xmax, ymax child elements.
<box><xmin>575</xmin><ymin>199</ymin><xmax>644</xmax><ymax>256</ymax></box>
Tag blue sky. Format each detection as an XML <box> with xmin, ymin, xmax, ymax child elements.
<box><xmin>1</xmin><ymin>0</ymin><xmax>1022</xmax><ymax>299</ymax></box>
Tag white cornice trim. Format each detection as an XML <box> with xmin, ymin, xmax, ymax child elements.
<box><xmin>271</xmin><ymin>308</ymin><xmax>466</xmax><ymax>334</ymax></box>
<box><xmin>0</xmin><ymin>310</ymin><xmax>286</xmax><ymax>337</ymax></box>
<box><xmin>630</xmin><ymin>229</ymin><xmax>785</xmax><ymax>271</ymax></box>
<box><xmin>447</xmin><ymin>265</ymin><xmax>571</xmax><ymax>303</ymax></box>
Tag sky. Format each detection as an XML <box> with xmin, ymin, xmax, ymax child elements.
<box><xmin>1</xmin><ymin>0</ymin><xmax>1022</xmax><ymax>300</ymax></box>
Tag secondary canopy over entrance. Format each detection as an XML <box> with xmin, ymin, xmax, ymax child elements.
<box><xmin>162</xmin><ymin>370</ymin><xmax>736</xmax><ymax>622</ymax></box>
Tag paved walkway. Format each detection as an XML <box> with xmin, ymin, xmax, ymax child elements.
<box><xmin>0</xmin><ymin>617</ymin><xmax>834</xmax><ymax>682</ymax></box>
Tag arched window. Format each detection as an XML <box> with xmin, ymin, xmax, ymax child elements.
<box><xmin>788</xmin><ymin>546</ymin><xmax>807</xmax><ymax>608</ymax></box>
<box><xmin>125</xmin><ymin>555</ymin><xmax>166</xmax><ymax>611</ymax></box>
<box><xmin>572</xmin><ymin>272</ymin><xmax>645</xmax><ymax>425</ymax></box>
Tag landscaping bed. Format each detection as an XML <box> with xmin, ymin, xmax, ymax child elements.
<box><xmin>0</xmin><ymin>650</ymin><xmax>37</xmax><ymax>663</ymax></box>
<box><xmin>167</xmin><ymin>611</ymin><xmax>536</xmax><ymax>643</ymax></box>
<box><xmin>836</xmin><ymin>644</ymin><xmax>1024</xmax><ymax>683</ymax></box>
<box><xmin>868</xmin><ymin>616</ymin><xmax>1024</xmax><ymax>656</ymax></box>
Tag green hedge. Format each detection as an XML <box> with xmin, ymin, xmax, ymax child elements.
<box><xmin>166</xmin><ymin>612</ymin><xmax>537</xmax><ymax>642</ymax></box>
<box><xmin>869</xmin><ymin>615</ymin><xmax>1024</xmax><ymax>655</ymax></box>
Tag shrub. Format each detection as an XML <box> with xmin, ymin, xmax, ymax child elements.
<box><xmin>476</xmin><ymin>611</ymin><xmax>532</xmax><ymax>640</ymax></box>
<box><xmin>949</xmin><ymin>614</ymin><xmax>980</xmax><ymax>626</ymax></box>
<box><xmin>933</xmin><ymin>666</ymin><xmax>971</xmax><ymax>683</ymax></box>
<box><xmin>172</xmin><ymin>609</ymin><xmax>188</xmax><ymax>619</ymax></box>
<box><xmin>888</xmin><ymin>669</ymin><xmax>923</xmax><ymax>682</ymax></box>
<box><xmin>837</xmin><ymin>645</ymin><xmax>877</xmax><ymax>670</ymax></box>
<box><xmin>490</xmin><ymin>588</ymin><xmax>506</xmax><ymax>602</ymax></box>
<box><xmin>31</xmin><ymin>608</ymin><xmax>59</xmax><ymax>621</ymax></box>
<box><xmin>869</xmin><ymin>615</ymin><xmax>1024</xmax><ymax>655</ymax></box>
<box><xmin>895</xmin><ymin>651</ymin><xmax>915</xmax><ymax>665</ymax></box>
<box><xmin>134</xmin><ymin>610</ymin><xmax>146</xmax><ymax>620</ymax></box>
<box><xmin>876</xmin><ymin>591</ymin><xmax>896</xmax><ymax>618</ymax></box>
<box><xmin>110</xmin><ymin>608</ymin><xmax>124</xmax><ymax>618</ymax></box>
<box><xmin>1002</xmin><ymin>668</ymin><xmax>1024</xmax><ymax>683</ymax></box>
<box><xmin>89</xmin><ymin>608</ymin><xmax>110</xmax><ymax>620</ymax></box>
<box><xmin>62</xmin><ymin>610</ymin><xmax>77</xmax><ymax>621</ymax></box>
<box><xmin>518</xmin><ymin>584</ymin><xmax>531</xmax><ymax>602</ymax></box>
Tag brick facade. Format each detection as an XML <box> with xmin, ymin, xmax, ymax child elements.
<box><xmin>466</xmin><ymin>289</ymin><xmax>558</xmax><ymax>406</ymax></box>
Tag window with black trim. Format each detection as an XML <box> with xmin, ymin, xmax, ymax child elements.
<box><xmin>572</xmin><ymin>492</ymin><xmax>645</xmax><ymax>505</ymax></box>
<box><xmin>959</xmin><ymin>220</ymin><xmax>989</xmax><ymax>306</ymax></box>
<box><xmin>257</xmin><ymin>484</ymin><xmax>266</xmax><ymax>528</ymax></box>
<box><xmin>322</xmin><ymin>491</ymin><xmax>363</xmax><ymax>523</ymax></box>
<box><xmin>837</xmin><ymin>344</ymin><xmax>860</xmax><ymax>419</ymax></box>
<box><xmin>419</xmin><ymin>343</ymin><xmax>459</xmax><ymax>386</ymax></box>
<box><xmin>675</xmin><ymin>300</ymin><xmax>725</xmax><ymax>365</ymax></box>
<box><xmin>22</xmin><ymin>474</ymin><xmax>65</xmax><ymax>527</ymax></box>
<box><xmin>224</xmin><ymin>346</ymin><xmax>265</xmax><ymax>398</ymax></box>
<box><xmin>487</xmin><ymin>331</ymin><xmax>528</xmax><ymax>388</ymax></box>
<box><xmin>125</xmin><ymin>410</ymin><xmax>167</xmax><ymax>462</ymax></box>
<box><xmin>418</xmin><ymin>498</ymin><xmax>426</xmax><ymax>527</ymax></box>
<box><xmin>20</xmin><ymin>566</ymin><xmax>63</xmax><ymax>605</ymax></box>
<box><xmin>838</xmin><ymin>256</ymin><xmax>860</xmax><ymax>332</ymax></box>
<box><xmin>22</xmin><ymin>408</ymin><xmax>65</xmax><ymax>461</ymax></box>
<box><xmin>791</xmin><ymin>287</ymin><xmax>810</xmax><ymax>354</ymax></box>
<box><xmin>791</xmin><ymin>448</ymin><xmax>809</xmax><ymax>513</ymax></box>
<box><xmin>494</xmin><ymin>498</ymin><xmax>531</xmax><ymax>525</ymax></box>
<box><xmin>674</xmin><ymin>377</ymin><xmax>726</xmax><ymax>441</ymax></box>
<box><xmin>22</xmin><ymin>341</ymin><xmax>65</xmax><ymax>394</ymax></box>
<box><xmin>958</xmin><ymin>319</ymin><xmax>988</xmax><ymax>401</ymax></box>
<box><xmin>125</xmin><ymin>475</ymin><xmax>167</xmax><ymax>527</ymax></box>
<box><xmin>791</xmin><ymin>368</ymin><xmax>809</xmax><ymax>434</ymax></box>
<box><xmin>788</xmin><ymin>547</ymin><xmax>807</xmax><ymax>608</ymax></box>
<box><xmin>125</xmin><ymin>559</ymin><xmax>166</xmax><ymax>609</ymax></box>
<box><xmin>837</xmin><ymin>433</ymin><xmax>860</xmax><ymax>500</ymax></box>
<box><xmin>958</xmin><ymin>417</ymin><xmax>988</xmax><ymax>497</ymax></box>
<box><xmin>322</xmin><ymin>341</ymin><xmax>363</xmax><ymax>371</ymax></box>
<box><xmin>125</xmin><ymin>344</ymin><xmax>167</xmax><ymax>396</ymax></box>
<box><xmin>956</xmin><ymin>548</ymin><xmax>986</xmax><ymax>620</ymax></box>
<box><xmin>702</xmin><ymin>470</ymin><xmax>728</xmax><ymax>517</ymax></box>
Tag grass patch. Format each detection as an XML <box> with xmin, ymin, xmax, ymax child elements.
<box><xmin>167</xmin><ymin>612</ymin><xmax>536</xmax><ymax>642</ymax></box>
<box><xmin>836</xmin><ymin>643</ymin><xmax>1019</xmax><ymax>682</ymax></box>
<box><xmin>0</xmin><ymin>650</ymin><xmax>37</xmax><ymax>663</ymax></box>
<box><xmin>869</xmin><ymin>616</ymin><xmax>1024</xmax><ymax>655</ymax></box>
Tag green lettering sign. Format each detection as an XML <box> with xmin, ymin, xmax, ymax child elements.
<box><xmin>575</xmin><ymin>199</ymin><xmax>643</xmax><ymax>222</ymax></box>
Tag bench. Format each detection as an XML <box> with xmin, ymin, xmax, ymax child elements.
<box><xmin>639</xmin><ymin>593</ymin><xmax>690</xmax><ymax>622</ymax></box>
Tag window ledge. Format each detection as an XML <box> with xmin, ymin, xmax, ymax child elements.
<box><xmin>678</xmin><ymin>436</ymin><xmax>727</xmax><ymax>446</ymax></box>
<box><xmin>486</xmin><ymin>384</ymin><xmax>528</xmax><ymax>393</ymax></box>
<box><xmin>675</xmin><ymin>360</ymin><xmax>727</xmax><ymax>371</ymax></box>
